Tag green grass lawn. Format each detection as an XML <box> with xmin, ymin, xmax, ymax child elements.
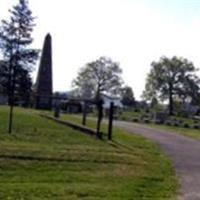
<box><xmin>118</xmin><ymin>110</ymin><xmax>200</xmax><ymax>141</ymax></box>
<box><xmin>118</xmin><ymin>110</ymin><xmax>141</xmax><ymax>121</ymax></box>
<box><xmin>149</xmin><ymin>123</ymin><xmax>200</xmax><ymax>141</ymax></box>
<box><xmin>0</xmin><ymin>106</ymin><xmax>177</xmax><ymax>199</ymax></box>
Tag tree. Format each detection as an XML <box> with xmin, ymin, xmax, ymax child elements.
<box><xmin>73</xmin><ymin>56</ymin><xmax>123</xmax><ymax>101</ymax></box>
<box><xmin>143</xmin><ymin>56</ymin><xmax>199</xmax><ymax>115</ymax></box>
<box><xmin>150</xmin><ymin>97</ymin><xmax>158</xmax><ymax>109</ymax></box>
<box><xmin>15</xmin><ymin>67</ymin><xmax>33</xmax><ymax>106</ymax></box>
<box><xmin>0</xmin><ymin>0</ymin><xmax>39</xmax><ymax>133</ymax></box>
<box><xmin>0</xmin><ymin>60</ymin><xmax>9</xmax><ymax>95</ymax></box>
<box><xmin>121</xmin><ymin>86</ymin><xmax>135</xmax><ymax>107</ymax></box>
<box><xmin>178</xmin><ymin>75</ymin><xmax>200</xmax><ymax>105</ymax></box>
<box><xmin>0</xmin><ymin>60</ymin><xmax>32</xmax><ymax>106</ymax></box>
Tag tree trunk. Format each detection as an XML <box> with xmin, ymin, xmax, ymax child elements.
<box><xmin>169</xmin><ymin>83</ymin><xmax>174</xmax><ymax>115</ymax></box>
<box><xmin>8</xmin><ymin>59</ymin><xmax>16</xmax><ymax>134</ymax></box>
<box><xmin>8</xmin><ymin>104</ymin><xmax>14</xmax><ymax>134</ymax></box>
<box><xmin>8</xmin><ymin>59</ymin><xmax>13</xmax><ymax>133</ymax></box>
<box><xmin>8</xmin><ymin>78</ymin><xmax>14</xmax><ymax>134</ymax></box>
<box><xmin>95</xmin><ymin>84</ymin><xmax>100</xmax><ymax>102</ymax></box>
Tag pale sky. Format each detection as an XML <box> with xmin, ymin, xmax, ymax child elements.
<box><xmin>1</xmin><ymin>0</ymin><xmax>200</xmax><ymax>99</ymax></box>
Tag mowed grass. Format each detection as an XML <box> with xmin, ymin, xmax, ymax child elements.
<box><xmin>149</xmin><ymin>123</ymin><xmax>200</xmax><ymax>141</ymax></box>
<box><xmin>0</xmin><ymin>107</ymin><xmax>177</xmax><ymax>199</ymax></box>
<box><xmin>59</xmin><ymin>114</ymin><xmax>178</xmax><ymax>199</ymax></box>
<box><xmin>118</xmin><ymin>110</ymin><xmax>141</xmax><ymax>121</ymax></box>
<box><xmin>114</xmin><ymin>110</ymin><xmax>200</xmax><ymax>141</ymax></box>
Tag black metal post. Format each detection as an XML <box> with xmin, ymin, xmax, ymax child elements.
<box><xmin>108</xmin><ymin>102</ymin><xmax>114</xmax><ymax>140</ymax></box>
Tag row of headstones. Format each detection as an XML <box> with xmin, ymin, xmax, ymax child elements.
<box><xmin>132</xmin><ymin>113</ymin><xmax>200</xmax><ymax>129</ymax></box>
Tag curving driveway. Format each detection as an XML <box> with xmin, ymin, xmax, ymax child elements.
<box><xmin>114</xmin><ymin>120</ymin><xmax>200</xmax><ymax>200</ymax></box>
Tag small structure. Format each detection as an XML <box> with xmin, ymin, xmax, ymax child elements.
<box><xmin>34</xmin><ymin>33</ymin><xmax>53</xmax><ymax>110</ymax></box>
<box><xmin>101</xmin><ymin>94</ymin><xmax>123</xmax><ymax>116</ymax></box>
<box><xmin>102</xmin><ymin>94</ymin><xmax>123</xmax><ymax>109</ymax></box>
<box><xmin>61</xmin><ymin>99</ymin><xmax>82</xmax><ymax>113</ymax></box>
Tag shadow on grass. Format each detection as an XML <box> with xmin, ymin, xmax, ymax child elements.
<box><xmin>0</xmin><ymin>154</ymin><xmax>133</xmax><ymax>165</ymax></box>
<box><xmin>108</xmin><ymin>140</ymin><xmax>135</xmax><ymax>152</ymax></box>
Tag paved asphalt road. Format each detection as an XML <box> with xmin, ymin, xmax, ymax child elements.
<box><xmin>114</xmin><ymin>120</ymin><xmax>200</xmax><ymax>200</ymax></box>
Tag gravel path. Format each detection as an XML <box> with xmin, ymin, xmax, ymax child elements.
<box><xmin>114</xmin><ymin>120</ymin><xmax>200</xmax><ymax>200</ymax></box>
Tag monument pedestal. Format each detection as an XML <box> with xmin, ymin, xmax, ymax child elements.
<box><xmin>35</xmin><ymin>95</ymin><xmax>52</xmax><ymax>110</ymax></box>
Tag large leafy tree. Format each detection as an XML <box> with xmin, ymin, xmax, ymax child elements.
<box><xmin>178</xmin><ymin>75</ymin><xmax>200</xmax><ymax>105</ymax></box>
<box><xmin>143</xmin><ymin>56</ymin><xmax>199</xmax><ymax>115</ymax></box>
<box><xmin>73</xmin><ymin>56</ymin><xmax>123</xmax><ymax>101</ymax></box>
<box><xmin>0</xmin><ymin>0</ymin><xmax>39</xmax><ymax>133</ymax></box>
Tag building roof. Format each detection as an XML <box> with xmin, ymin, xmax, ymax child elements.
<box><xmin>101</xmin><ymin>94</ymin><xmax>123</xmax><ymax>108</ymax></box>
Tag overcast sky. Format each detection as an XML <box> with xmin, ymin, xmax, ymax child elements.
<box><xmin>1</xmin><ymin>0</ymin><xmax>200</xmax><ymax>99</ymax></box>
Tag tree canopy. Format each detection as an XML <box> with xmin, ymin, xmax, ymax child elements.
<box><xmin>0</xmin><ymin>0</ymin><xmax>39</xmax><ymax>133</ymax></box>
<box><xmin>0</xmin><ymin>0</ymin><xmax>39</xmax><ymax>105</ymax></box>
<box><xmin>121</xmin><ymin>86</ymin><xmax>135</xmax><ymax>107</ymax></box>
<box><xmin>143</xmin><ymin>56</ymin><xmax>200</xmax><ymax>115</ymax></box>
<box><xmin>73</xmin><ymin>56</ymin><xmax>124</xmax><ymax>101</ymax></box>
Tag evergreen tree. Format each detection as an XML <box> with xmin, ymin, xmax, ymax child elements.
<box><xmin>0</xmin><ymin>0</ymin><xmax>39</xmax><ymax>133</ymax></box>
<box><xmin>0</xmin><ymin>60</ymin><xmax>9</xmax><ymax>95</ymax></box>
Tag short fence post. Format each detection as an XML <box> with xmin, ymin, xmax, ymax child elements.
<box><xmin>82</xmin><ymin>101</ymin><xmax>87</xmax><ymax>125</ymax></box>
<box><xmin>96</xmin><ymin>99</ymin><xmax>103</xmax><ymax>139</ymax></box>
<box><xmin>54</xmin><ymin>103</ymin><xmax>60</xmax><ymax>118</ymax></box>
<box><xmin>108</xmin><ymin>102</ymin><xmax>114</xmax><ymax>140</ymax></box>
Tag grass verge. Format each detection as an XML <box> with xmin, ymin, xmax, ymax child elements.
<box><xmin>114</xmin><ymin>110</ymin><xmax>200</xmax><ymax>141</ymax></box>
<box><xmin>149</xmin><ymin>123</ymin><xmax>200</xmax><ymax>141</ymax></box>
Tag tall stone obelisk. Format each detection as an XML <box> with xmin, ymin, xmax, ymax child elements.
<box><xmin>35</xmin><ymin>33</ymin><xmax>53</xmax><ymax>110</ymax></box>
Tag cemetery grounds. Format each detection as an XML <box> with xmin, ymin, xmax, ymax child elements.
<box><xmin>0</xmin><ymin>106</ymin><xmax>177</xmax><ymax>199</ymax></box>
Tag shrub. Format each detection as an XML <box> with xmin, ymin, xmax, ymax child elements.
<box><xmin>134</xmin><ymin>108</ymin><xmax>140</xmax><ymax>112</ymax></box>
<box><xmin>193</xmin><ymin>120</ymin><xmax>199</xmax><ymax>124</ymax></box>
<box><xmin>193</xmin><ymin>124</ymin><xmax>200</xmax><ymax>129</ymax></box>
<box><xmin>165</xmin><ymin>121</ymin><xmax>172</xmax><ymax>126</ymax></box>
<box><xmin>145</xmin><ymin>108</ymin><xmax>150</xmax><ymax>113</ymax></box>
<box><xmin>154</xmin><ymin>120</ymin><xmax>164</xmax><ymax>125</ymax></box>
<box><xmin>143</xmin><ymin>119</ymin><xmax>150</xmax><ymax>123</ymax></box>
<box><xmin>121</xmin><ymin>116</ymin><xmax>127</xmax><ymax>121</ymax></box>
<box><xmin>177</xmin><ymin>110</ymin><xmax>189</xmax><ymax>118</ymax></box>
<box><xmin>140</xmin><ymin>114</ymin><xmax>149</xmax><ymax>120</ymax></box>
<box><xmin>178</xmin><ymin>119</ymin><xmax>184</xmax><ymax>124</ymax></box>
<box><xmin>173</xmin><ymin>122</ymin><xmax>180</xmax><ymax>127</ymax></box>
<box><xmin>183</xmin><ymin>123</ymin><xmax>190</xmax><ymax>128</ymax></box>
<box><xmin>132</xmin><ymin>118</ymin><xmax>139</xmax><ymax>123</ymax></box>
<box><xmin>172</xmin><ymin>118</ymin><xmax>177</xmax><ymax>122</ymax></box>
<box><xmin>114</xmin><ymin>115</ymin><xmax>118</xmax><ymax>120</ymax></box>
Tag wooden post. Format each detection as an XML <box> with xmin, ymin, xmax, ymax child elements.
<box><xmin>54</xmin><ymin>104</ymin><xmax>60</xmax><ymax>118</ymax></box>
<box><xmin>82</xmin><ymin>101</ymin><xmax>87</xmax><ymax>126</ymax></box>
<box><xmin>96</xmin><ymin>99</ymin><xmax>103</xmax><ymax>139</ymax></box>
<box><xmin>108</xmin><ymin>102</ymin><xmax>114</xmax><ymax>140</ymax></box>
